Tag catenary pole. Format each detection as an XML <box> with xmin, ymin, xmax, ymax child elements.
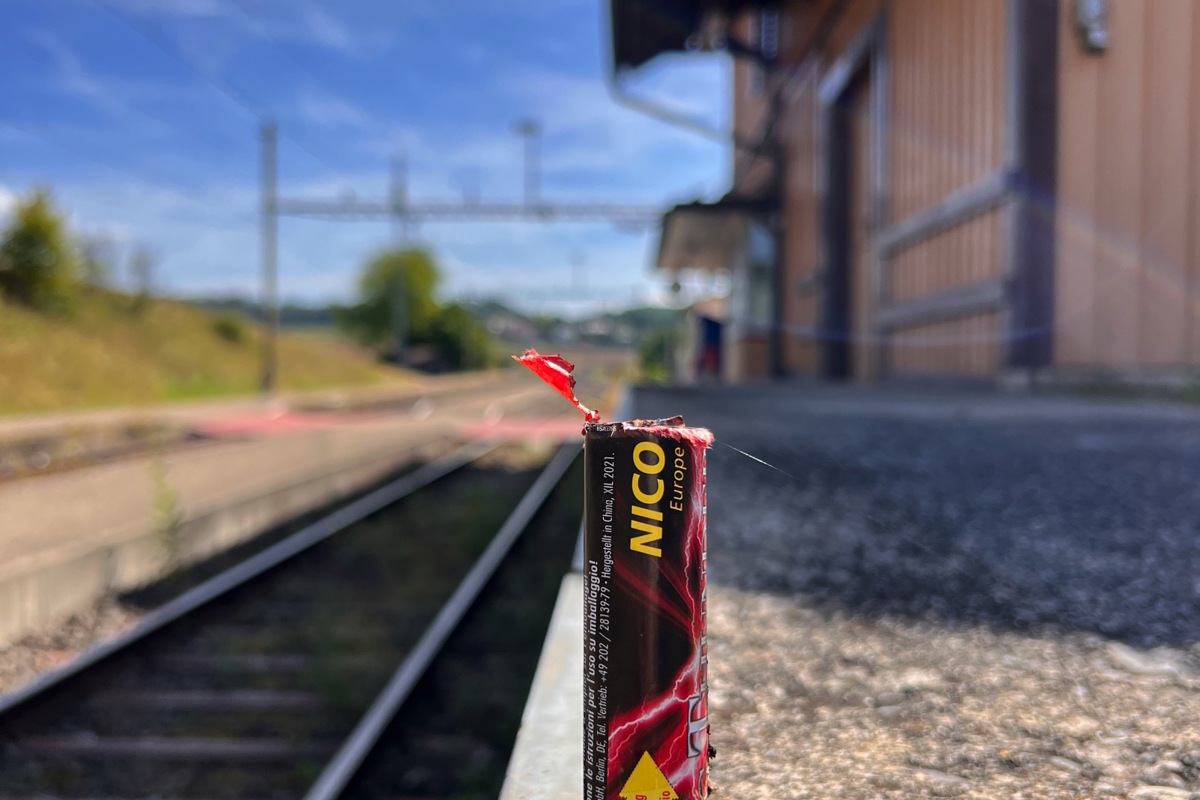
<box><xmin>259</xmin><ymin>121</ymin><xmax>279</xmax><ymax>393</ymax></box>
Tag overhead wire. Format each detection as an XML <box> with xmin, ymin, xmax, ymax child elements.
<box><xmin>225</xmin><ymin>0</ymin><xmax>399</xmax><ymax>196</ymax></box>
<box><xmin>226</xmin><ymin>0</ymin><xmax>332</xmax><ymax>89</ymax></box>
<box><xmin>87</xmin><ymin>0</ymin><xmax>357</xmax><ymax>186</ymax></box>
<box><xmin>3</xmin><ymin>19</ymin><xmax>249</xmax><ymax>199</ymax></box>
<box><xmin>0</xmin><ymin>120</ymin><xmax>206</xmax><ymax>206</ymax></box>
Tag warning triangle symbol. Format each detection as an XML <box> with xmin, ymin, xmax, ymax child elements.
<box><xmin>619</xmin><ymin>751</ymin><xmax>678</xmax><ymax>800</ymax></box>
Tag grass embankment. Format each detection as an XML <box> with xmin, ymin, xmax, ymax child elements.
<box><xmin>0</xmin><ymin>292</ymin><xmax>402</xmax><ymax>415</ymax></box>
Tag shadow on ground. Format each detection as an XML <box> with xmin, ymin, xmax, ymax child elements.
<box><xmin>635</xmin><ymin>385</ymin><xmax>1200</xmax><ymax>649</ymax></box>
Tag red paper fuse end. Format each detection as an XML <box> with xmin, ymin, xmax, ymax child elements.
<box><xmin>512</xmin><ymin>349</ymin><xmax>601</xmax><ymax>423</ymax></box>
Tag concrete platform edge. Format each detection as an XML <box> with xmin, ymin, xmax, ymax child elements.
<box><xmin>499</xmin><ymin>572</ymin><xmax>583</xmax><ymax>800</ymax></box>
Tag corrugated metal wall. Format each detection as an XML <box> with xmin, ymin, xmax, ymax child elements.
<box><xmin>769</xmin><ymin>0</ymin><xmax>1200</xmax><ymax>380</ymax></box>
<box><xmin>780</xmin><ymin>61</ymin><xmax>821</xmax><ymax>373</ymax></box>
<box><xmin>890</xmin><ymin>1</ymin><xmax>1006</xmax><ymax>219</ymax></box>
<box><xmin>778</xmin><ymin>0</ymin><xmax>883</xmax><ymax>376</ymax></box>
<box><xmin>733</xmin><ymin>15</ymin><xmax>775</xmax><ymax>197</ymax></box>
<box><xmin>1055</xmin><ymin>0</ymin><xmax>1200</xmax><ymax>369</ymax></box>
<box><xmin>889</xmin><ymin>215</ymin><xmax>1003</xmax><ymax>302</ymax></box>
<box><xmin>890</xmin><ymin>312</ymin><xmax>1003</xmax><ymax>374</ymax></box>
<box><xmin>881</xmin><ymin>0</ymin><xmax>1008</xmax><ymax>377</ymax></box>
<box><xmin>776</xmin><ymin>0</ymin><xmax>1011</xmax><ymax>380</ymax></box>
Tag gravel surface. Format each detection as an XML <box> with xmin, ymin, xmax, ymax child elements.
<box><xmin>0</xmin><ymin>596</ymin><xmax>141</xmax><ymax>696</ymax></box>
<box><xmin>634</xmin><ymin>385</ymin><xmax>1200</xmax><ymax>799</ymax></box>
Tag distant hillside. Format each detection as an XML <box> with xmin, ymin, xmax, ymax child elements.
<box><xmin>190</xmin><ymin>296</ymin><xmax>685</xmax><ymax>348</ymax></box>
<box><xmin>190</xmin><ymin>296</ymin><xmax>336</xmax><ymax>328</ymax></box>
<box><xmin>0</xmin><ymin>291</ymin><xmax>403</xmax><ymax>415</ymax></box>
<box><xmin>463</xmin><ymin>299</ymin><xmax>683</xmax><ymax>347</ymax></box>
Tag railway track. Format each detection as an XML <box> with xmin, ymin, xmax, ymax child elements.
<box><xmin>0</xmin><ymin>438</ymin><xmax>583</xmax><ymax>799</ymax></box>
<box><xmin>0</xmin><ymin>373</ymin><xmax>542</xmax><ymax>484</ymax></box>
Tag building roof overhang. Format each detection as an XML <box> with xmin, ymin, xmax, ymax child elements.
<box><xmin>609</xmin><ymin>0</ymin><xmax>781</xmax><ymax>73</ymax></box>
<box><xmin>656</xmin><ymin>196</ymin><xmax>773</xmax><ymax>274</ymax></box>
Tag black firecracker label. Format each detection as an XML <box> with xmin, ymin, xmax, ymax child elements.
<box><xmin>584</xmin><ymin>422</ymin><xmax>710</xmax><ymax>800</ymax></box>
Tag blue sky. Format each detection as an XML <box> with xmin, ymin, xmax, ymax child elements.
<box><xmin>0</xmin><ymin>0</ymin><xmax>730</xmax><ymax>313</ymax></box>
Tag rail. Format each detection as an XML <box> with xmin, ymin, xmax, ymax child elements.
<box><xmin>306</xmin><ymin>440</ymin><xmax>581</xmax><ymax>800</ymax></box>
<box><xmin>0</xmin><ymin>442</ymin><xmax>493</xmax><ymax>717</ymax></box>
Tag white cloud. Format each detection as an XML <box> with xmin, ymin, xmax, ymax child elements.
<box><xmin>297</xmin><ymin>2</ymin><xmax>355</xmax><ymax>52</ymax></box>
<box><xmin>340</xmin><ymin>62</ymin><xmax>730</xmax><ymax>209</ymax></box>
<box><xmin>490</xmin><ymin>63</ymin><xmax>731</xmax><ymax>202</ymax></box>
<box><xmin>105</xmin><ymin>0</ymin><xmax>390</xmax><ymax>58</ymax></box>
<box><xmin>26</xmin><ymin>30</ymin><xmax>134</xmax><ymax>118</ymax></box>
<box><xmin>19</xmin><ymin>166</ymin><xmax>680</xmax><ymax>314</ymax></box>
<box><xmin>76</xmin><ymin>221</ymin><xmax>135</xmax><ymax>244</ymax></box>
<box><xmin>288</xmin><ymin>1</ymin><xmax>392</xmax><ymax>56</ymax></box>
<box><xmin>617</xmin><ymin>54</ymin><xmax>730</xmax><ymax>122</ymax></box>
<box><xmin>0</xmin><ymin>187</ymin><xmax>17</xmax><ymax>216</ymax></box>
<box><xmin>215</xmin><ymin>0</ymin><xmax>397</xmax><ymax>56</ymax></box>
<box><xmin>241</xmin><ymin>62</ymin><xmax>729</xmax><ymax>312</ymax></box>
<box><xmin>294</xmin><ymin>89</ymin><xmax>371</xmax><ymax>130</ymax></box>
<box><xmin>11</xmin><ymin>9</ymin><xmax>730</xmax><ymax>315</ymax></box>
<box><xmin>105</xmin><ymin>0</ymin><xmax>230</xmax><ymax>18</ymax></box>
<box><xmin>427</xmin><ymin>220</ymin><xmax>661</xmax><ymax>304</ymax></box>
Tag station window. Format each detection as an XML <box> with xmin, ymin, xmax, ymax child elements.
<box><xmin>733</xmin><ymin>221</ymin><xmax>775</xmax><ymax>331</ymax></box>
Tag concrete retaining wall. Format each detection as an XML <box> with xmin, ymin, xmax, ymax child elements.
<box><xmin>0</xmin><ymin>446</ymin><xmax>429</xmax><ymax>646</ymax></box>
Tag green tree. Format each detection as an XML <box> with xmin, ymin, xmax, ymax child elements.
<box><xmin>336</xmin><ymin>247</ymin><xmax>493</xmax><ymax>371</ymax></box>
<box><xmin>427</xmin><ymin>303</ymin><xmax>494</xmax><ymax>370</ymax></box>
<box><xmin>0</xmin><ymin>190</ymin><xmax>79</xmax><ymax>313</ymax></box>
<box><xmin>639</xmin><ymin>325</ymin><xmax>679</xmax><ymax>384</ymax></box>
<box><xmin>128</xmin><ymin>243</ymin><xmax>159</xmax><ymax>314</ymax></box>
<box><xmin>77</xmin><ymin>231</ymin><xmax>116</xmax><ymax>289</ymax></box>
<box><xmin>336</xmin><ymin>247</ymin><xmax>441</xmax><ymax>351</ymax></box>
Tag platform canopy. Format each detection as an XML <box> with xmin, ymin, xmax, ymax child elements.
<box><xmin>656</xmin><ymin>196</ymin><xmax>771</xmax><ymax>274</ymax></box>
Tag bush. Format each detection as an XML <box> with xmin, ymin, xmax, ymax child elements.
<box><xmin>77</xmin><ymin>232</ymin><xmax>116</xmax><ymax>289</ymax></box>
<box><xmin>336</xmin><ymin>247</ymin><xmax>495</xmax><ymax>371</ymax></box>
<box><xmin>428</xmin><ymin>303</ymin><xmax>494</xmax><ymax>370</ymax></box>
<box><xmin>639</xmin><ymin>326</ymin><xmax>679</xmax><ymax>384</ymax></box>
<box><xmin>335</xmin><ymin>248</ymin><xmax>441</xmax><ymax>350</ymax></box>
<box><xmin>211</xmin><ymin>313</ymin><xmax>250</xmax><ymax>345</ymax></box>
<box><xmin>0</xmin><ymin>190</ymin><xmax>80</xmax><ymax>313</ymax></box>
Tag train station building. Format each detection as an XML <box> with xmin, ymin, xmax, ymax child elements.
<box><xmin>613</xmin><ymin>0</ymin><xmax>1200</xmax><ymax>384</ymax></box>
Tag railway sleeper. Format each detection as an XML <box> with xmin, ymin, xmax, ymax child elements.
<box><xmin>28</xmin><ymin>707</ymin><xmax>350</xmax><ymax>741</ymax></box>
<box><xmin>0</xmin><ymin>740</ymin><xmax>331</xmax><ymax>798</ymax></box>
<box><xmin>160</xmin><ymin>621</ymin><xmax>410</xmax><ymax>656</ymax></box>
<box><xmin>105</xmin><ymin>652</ymin><xmax>383</xmax><ymax>689</ymax></box>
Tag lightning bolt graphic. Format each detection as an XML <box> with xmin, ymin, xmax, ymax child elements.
<box><xmin>604</xmin><ymin>432</ymin><xmax>710</xmax><ymax>799</ymax></box>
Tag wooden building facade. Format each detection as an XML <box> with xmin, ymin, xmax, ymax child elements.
<box><xmin>632</xmin><ymin>0</ymin><xmax>1200</xmax><ymax>383</ymax></box>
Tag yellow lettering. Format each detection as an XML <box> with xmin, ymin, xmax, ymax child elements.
<box><xmin>632</xmin><ymin>473</ymin><xmax>663</xmax><ymax>504</ymax></box>
<box><xmin>633</xmin><ymin>442</ymin><xmax>665</xmax><ymax>474</ymax></box>
<box><xmin>631</xmin><ymin>519</ymin><xmax>660</xmax><ymax>534</ymax></box>
<box><xmin>630</xmin><ymin>522</ymin><xmax>662</xmax><ymax>557</ymax></box>
<box><xmin>630</xmin><ymin>441</ymin><xmax>666</xmax><ymax>558</ymax></box>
